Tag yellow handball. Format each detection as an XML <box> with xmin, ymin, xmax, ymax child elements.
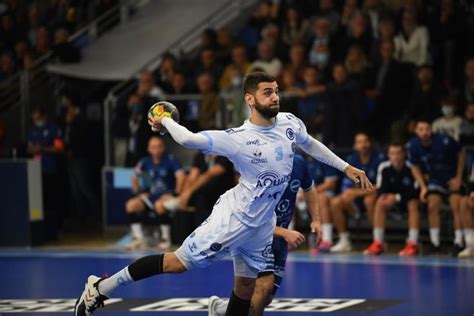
<box><xmin>148</xmin><ymin>101</ymin><xmax>180</xmax><ymax>134</ymax></box>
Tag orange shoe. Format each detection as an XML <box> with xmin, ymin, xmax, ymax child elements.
<box><xmin>363</xmin><ymin>241</ymin><xmax>384</xmax><ymax>255</ymax></box>
<box><xmin>399</xmin><ymin>241</ymin><xmax>418</xmax><ymax>256</ymax></box>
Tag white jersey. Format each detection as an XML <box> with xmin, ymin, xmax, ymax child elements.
<box><xmin>199</xmin><ymin>112</ymin><xmax>308</xmax><ymax>227</ymax></box>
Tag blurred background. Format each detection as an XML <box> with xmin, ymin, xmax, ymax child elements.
<box><xmin>1</xmin><ymin>0</ymin><xmax>474</xmax><ymax>251</ymax></box>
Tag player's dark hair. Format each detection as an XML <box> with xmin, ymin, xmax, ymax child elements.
<box><xmin>243</xmin><ymin>71</ymin><xmax>276</xmax><ymax>94</ymax></box>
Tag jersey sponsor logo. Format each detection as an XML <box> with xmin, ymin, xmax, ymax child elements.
<box><xmin>225</xmin><ymin>128</ymin><xmax>245</xmax><ymax>134</ymax></box>
<box><xmin>286</xmin><ymin>128</ymin><xmax>295</xmax><ymax>140</ymax></box>
<box><xmin>275</xmin><ymin>146</ymin><xmax>283</xmax><ymax>161</ymax></box>
<box><xmin>256</xmin><ymin>171</ymin><xmax>291</xmax><ymax>188</ymax></box>
<box><xmin>289</xmin><ymin>179</ymin><xmax>301</xmax><ymax>192</ymax></box>
<box><xmin>246</xmin><ymin>139</ymin><xmax>267</xmax><ymax>146</ymax></box>
<box><xmin>0</xmin><ymin>298</ymin><xmax>400</xmax><ymax>313</ymax></box>
<box><xmin>251</xmin><ymin>158</ymin><xmax>268</xmax><ymax>164</ymax></box>
<box><xmin>188</xmin><ymin>242</ymin><xmax>198</xmax><ymax>253</ymax></box>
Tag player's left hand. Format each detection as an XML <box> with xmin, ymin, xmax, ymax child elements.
<box><xmin>344</xmin><ymin>165</ymin><xmax>374</xmax><ymax>191</ymax></box>
<box><xmin>448</xmin><ymin>176</ymin><xmax>462</xmax><ymax>192</ymax></box>
<box><xmin>310</xmin><ymin>220</ymin><xmax>321</xmax><ymax>246</ymax></box>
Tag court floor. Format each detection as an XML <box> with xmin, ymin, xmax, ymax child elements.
<box><xmin>0</xmin><ymin>249</ymin><xmax>473</xmax><ymax>315</ymax></box>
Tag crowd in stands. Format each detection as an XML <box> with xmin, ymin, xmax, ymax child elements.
<box><xmin>0</xmin><ymin>0</ymin><xmax>117</xmax><ymax>81</ymax></box>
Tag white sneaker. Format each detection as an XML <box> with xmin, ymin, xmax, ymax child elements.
<box><xmin>208</xmin><ymin>295</ymin><xmax>225</xmax><ymax>316</ymax></box>
<box><xmin>458</xmin><ymin>246</ymin><xmax>474</xmax><ymax>258</ymax></box>
<box><xmin>124</xmin><ymin>238</ymin><xmax>146</xmax><ymax>251</ymax></box>
<box><xmin>74</xmin><ymin>275</ymin><xmax>109</xmax><ymax>316</ymax></box>
<box><xmin>330</xmin><ymin>239</ymin><xmax>353</xmax><ymax>253</ymax></box>
<box><xmin>158</xmin><ymin>239</ymin><xmax>171</xmax><ymax>250</ymax></box>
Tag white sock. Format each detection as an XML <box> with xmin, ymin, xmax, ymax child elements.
<box><xmin>322</xmin><ymin>223</ymin><xmax>333</xmax><ymax>243</ymax></box>
<box><xmin>216</xmin><ymin>298</ymin><xmax>229</xmax><ymax>314</ymax></box>
<box><xmin>98</xmin><ymin>267</ymin><xmax>133</xmax><ymax>297</ymax></box>
<box><xmin>408</xmin><ymin>229</ymin><xmax>419</xmax><ymax>244</ymax></box>
<box><xmin>373</xmin><ymin>228</ymin><xmax>384</xmax><ymax>243</ymax></box>
<box><xmin>430</xmin><ymin>228</ymin><xmax>440</xmax><ymax>246</ymax></box>
<box><xmin>161</xmin><ymin>224</ymin><xmax>171</xmax><ymax>241</ymax></box>
<box><xmin>454</xmin><ymin>229</ymin><xmax>463</xmax><ymax>246</ymax></box>
<box><xmin>464</xmin><ymin>228</ymin><xmax>474</xmax><ymax>246</ymax></box>
<box><xmin>339</xmin><ymin>232</ymin><xmax>350</xmax><ymax>242</ymax></box>
<box><xmin>131</xmin><ymin>223</ymin><xmax>144</xmax><ymax>240</ymax></box>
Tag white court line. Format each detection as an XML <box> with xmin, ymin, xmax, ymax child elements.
<box><xmin>0</xmin><ymin>249</ymin><xmax>473</xmax><ymax>268</ymax></box>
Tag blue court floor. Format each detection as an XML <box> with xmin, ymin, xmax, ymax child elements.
<box><xmin>0</xmin><ymin>249</ymin><xmax>473</xmax><ymax>315</ymax></box>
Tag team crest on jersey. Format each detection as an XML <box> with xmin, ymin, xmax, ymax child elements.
<box><xmin>262</xmin><ymin>244</ymin><xmax>273</xmax><ymax>258</ymax></box>
<box><xmin>286</xmin><ymin>128</ymin><xmax>295</xmax><ymax>140</ymax></box>
<box><xmin>253</xmin><ymin>149</ymin><xmax>262</xmax><ymax>157</ymax></box>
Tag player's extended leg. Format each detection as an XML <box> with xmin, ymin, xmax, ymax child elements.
<box><xmin>459</xmin><ymin>196</ymin><xmax>474</xmax><ymax>258</ymax></box>
<box><xmin>427</xmin><ymin>193</ymin><xmax>443</xmax><ymax>253</ymax></box>
<box><xmin>400</xmin><ymin>199</ymin><xmax>420</xmax><ymax>256</ymax></box>
<box><xmin>364</xmin><ymin>195</ymin><xmax>393</xmax><ymax>255</ymax></box>
<box><xmin>449</xmin><ymin>193</ymin><xmax>464</xmax><ymax>255</ymax></box>
<box><xmin>318</xmin><ymin>193</ymin><xmax>333</xmax><ymax>251</ymax></box>
<box><xmin>249</xmin><ymin>272</ymin><xmax>274</xmax><ymax>316</ymax></box>
<box><xmin>125</xmin><ymin>195</ymin><xmax>148</xmax><ymax>250</ymax></box>
<box><xmin>74</xmin><ymin>253</ymin><xmax>186</xmax><ymax>315</ymax></box>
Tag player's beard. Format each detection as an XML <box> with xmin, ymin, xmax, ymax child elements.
<box><xmin>254</xmin><ymin>100</ymin><xmax>279</xmax><ymax>119</ymax></box>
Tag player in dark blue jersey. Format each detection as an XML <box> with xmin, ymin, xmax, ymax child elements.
<box><xmin>331</xmin><ymin>132</ymin><xmax>385</xmax><ymax>252</ymax></box>
<box><xmin>407</xmin><ymin>120</ymin><xmax>465</xmax><ymax>255</ymax></box>
<box><xmin>207</xmin><ymin>154</ymin><xmax>322</xmax><ymax>316</ymax></box>
<box><xmin>364</xmin><ymin>144</ymin><xmax>421</xmax><ymax>256</ymax></box>
<box><xmin>306</xmin><ymin>157</ymin><xmax>339</xmax><ymax>252</ymax></box>
<box><xmin>125</xmin><ymin>136</ymin><xmax>186</xmax><ymax>250</ymax></box>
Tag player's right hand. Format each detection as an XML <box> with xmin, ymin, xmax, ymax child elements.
<box><xmin>344</xmin><ymin>165</ymin><xmax>374</xmax><ymax>191</ymax></box>
<box><xmin>147</xmin><ymin>113</ymin><xmax>163</xmax><ymax>132</ymax></box>
<box><xmin>284</xmin><ymin>230</ymin><xmax>306</xmax><ymax>249</ymax></box>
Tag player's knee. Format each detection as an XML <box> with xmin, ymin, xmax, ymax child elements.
<box><xmin>331</xmin><ymin>197</ymin><xmax>342</xmax><ymax>209</ymax></box>
<box><xmin>163</xmin><ymin>253</ymin><xmax>187</xmax><ymax>274</ymax></box>
<box><xmin>126</xmin><ymin>199</ymin><xmax>140</xmax><ymax>213</ymax></box>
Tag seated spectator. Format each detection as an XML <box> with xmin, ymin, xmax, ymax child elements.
<box><xmin>125</xmin><ymin>93</ymin><xmax>152</xmax><ymax>166</ymax></box>
<box><xmin>125</xmin><ymin>136</ymin><xmax>186</xmax><ymax>250</ymax></box>
<box><xmin>278</xmin><ymin>69</ymin><xmax>300</xmax><ymax>115</ymax></box>
<box><xmin>317</xmin><ymin>0</ymin><xmax>340</xmax><ymax>34</ymax></box>
<box><xmin>432</xmin><ymin>96</ymin><xmax>463</xmax><ymax>141</ymax></box>
<box><xmin>178</xmin><ymin>152</ymin><xmax>235</xmax><ymax>226</ymax></box>
<box><xmin>221</xmin><ymin>65</ymin><xmax>248</xmax><ymax>125</ymax></box>
<box><xmin>0</xmin><ymin>51</ymin><xmax>15</xmax><ymax>81</ymax></box>
<box><xmin>33</xmin><ymin>26</ymin><xmax>50</xmax><ymax>58</ymax></box>
<box><xmin>249</xmin><ymin>39</ymin><xmax>282</xmax><ymax>77</ymax></box>
<box><xmin>199</xmin><ymin>28</ymin><xmax>218</xmax><ymax>50</ymax></box>
<box><xmin>295</xmin><ymin>65</ymin><xmax>326</xmax><ymax>133</ymax></box>
<box><xmin>52</xmin><ymin>28</ymin><xmax>80</xmax><ymax>63</ymax></box>
<box><xmin>14</xmin><ymin>39</ymin><xmax>29</xmax><ymax>66</ymax></box>
<box><xmin>324</xmin><ymin>64</ymin><xmax>363</xmax><ymax>147</ymax></box>
<box><xmin>194</xmin><ymin>47</ymin><xmax>223</xmax><ymax>88</ymax></box>
<box><xmin>307</xmin><ymin>16</ymin><xmax>334</xmax><ymax>66</ymax></box>
<box><xmin>459</xmin><ymin>167</ymin><xmax>474</xmax><ymax>258</ymax></box>
<box><xmin>219</xmin><ymin>44</ymin><xmax>250</xmax><ymax>90</ymax></box>
<box><xmin>281</xmin><ymin>7</ymin><xmax>310</xmax><ymax>47</ymax></box>
<box><xmin>216</xmin><ymin>28</ymin><xmax>234</xmax><ymax>64</ymax></box>
<box><xmin>362</xmin><ymin>0</ymin><xmax>391</xmax><ymax>39</ymax></box>
<box><xmin>460</xmin><ymin>103</ymin><xmax>474</xmax><ymax>145</ymax></box>
<box><xmin>308</xmin><ymin>42</ymin><xmax>332</xmax><ymax>81</ymax></box>
<box><xmin>363</xmin><ymin>143</ymin><xmax>421</xmax><ymax>256</ymax></box>
<box><xmin>306</xmin><ymin>156</ymin><xmax>340</xmax><ymax>252</ymax></box>
<box><xmin>339</xmin><ymin>0</ymin><xmax>359</xmax><ymax>32</ymax></box>
<box><xmin>457</xmin><ymin>58</ymin><xmax>474</xmax><ymax>114</ymax></box>
<box><xmin>197</xmin><ymin>72</ymin><xmax>221</xmax><ymax>130</ymax></box>
<box><xmin>168</xmin><ymin>72</ymin><xmax>194</xmax><ymax>129</ymax></box>
<box><xmin>370</xmin><ymin>17</ymin><xmax>395</xmax><ymax>64</ymax></box>
<box><xmin>337</xmin><ymin>12</ymin><xmax>373</xmax><ymax>60</ymax></box>
<box><xmin>344</xmin><ymin>45</ymin><xmax>371</xmax><ymax>87</ymax></box>
<box><xmin>137</xmin><ymin>70</ymin><xmax>165</xmax><ymax>100</ymax></box>
<box><xmin>394</xmin><ymin>10</ymin><xmax>430</xmax><ymax>66</ymax></box>
<box><xmin>407</xmin><ymin>120</ymin><xmax>465</xmax><ymax>255</ymax></box>
<box><xmin>330</xmin><ymin>132</ymin><xmax>384</xmax><ymax>252</ymax></box>
<box><xmin>283</xmin><ymin>43</ymin><xmax>307</xmax><ymax>81</ymax></box>
<box><xmin>154</xmin><ymin>53</ymin><xmax>176</xmax><ymax>93</ymax></box>
<box><xmin>0</xmin><ymin>13</ymin><xmax>21</xmax><ymax>50</ymax></box>
<box><xmin>260</xmin><ymin>23</ymin><xmax>287</xmax><ymax>62</ymax></box>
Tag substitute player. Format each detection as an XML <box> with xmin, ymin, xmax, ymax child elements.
<box><xmin>207</xmin><ymin>153</ymin><xmax>321</xmax><ymax>315</ymax></box>
<box><xmin>74</xmin><ymin>72</ymin><xmax>372</xmax><ymax>316</ymax></box>
<box><xmin>363</xmin><ymin>143</ymin><xmax>420</xmax><ymax>256</ymax></box>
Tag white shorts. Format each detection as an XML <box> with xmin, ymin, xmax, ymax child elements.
<box><xmin>175</xmin><ymin>198</ymin><xmax>275</xmax><ymax>278</ymax></box>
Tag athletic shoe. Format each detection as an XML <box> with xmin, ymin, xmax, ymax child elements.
<box><xmin>74</xmin><ymin>275</ymin><xmax>109</xmax><ymax>316</ymax></box>
<box><xmin>451</xmin><ymin>244</ymin><xmax>465</xmax><ymax>257</ymax></box>
<box><xmin>363</xmin><ymin>241</ymin><xmax>384</xmax><ymax>255</ymax></box>
<box><xmin>208</xmin><ymin>295</ymin><xmax>225</xmax><ymax>316</ymax></box>
<box><xmin>330</xmin><ymin>239</ymin><xmax>352</xmax><ymax>253</ymax></box>
<box><xmin>458</xmin><ymin>246</ymin><xmax>474</xmax><ymax>258</ymax></box>
<box><xmin>317</xmin><ymin>241</ymin><xmax>332</xmax><ymax>253</ymax></box>
<box><xmin>425</xmin><ymin>243</ymin><xmax>443</xmax><ymax>255</ymax></box>
<box><xmin>158</xmin><ymin>239</ymin><xmax>171</xmax><ymax>250</ymax></box>
<box><xmin>124</xmin><ymin>238</ymin><xmax>146</xmax><ymax>251</ymax></box>
<box><xmin>399</xmin><ymin>241</ymin><xmax>418</xmax><ymax>256</ymax></box>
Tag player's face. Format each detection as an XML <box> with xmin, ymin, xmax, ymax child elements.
<box><xmin>354</xmin><ymin>133</ymin><xmax>371</xmax><ymax>155</ymax></box>
<box><xmin>415</xmin><ymin>122</ymin><xmax>432</xmax><ymax>143</ymax></box>
<box><xmin>251</xmin><ymin>81</ymin><xmax>280</xmax><ymax>119</ymax></box>
<box><xmin>148</xmin><ymin>138</ymin><xmax>165</xmax><ymax>159</ymax></box>
<box><xmin>388</xmin><ymin>146</ymin><xmax>405</xmax><ymax>166</ymax></box>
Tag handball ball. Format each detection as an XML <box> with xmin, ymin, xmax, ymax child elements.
<box><xmin>148</xmin><ymin>101</ymin><xmax>180</xmax><ymax>134</ymax></box>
